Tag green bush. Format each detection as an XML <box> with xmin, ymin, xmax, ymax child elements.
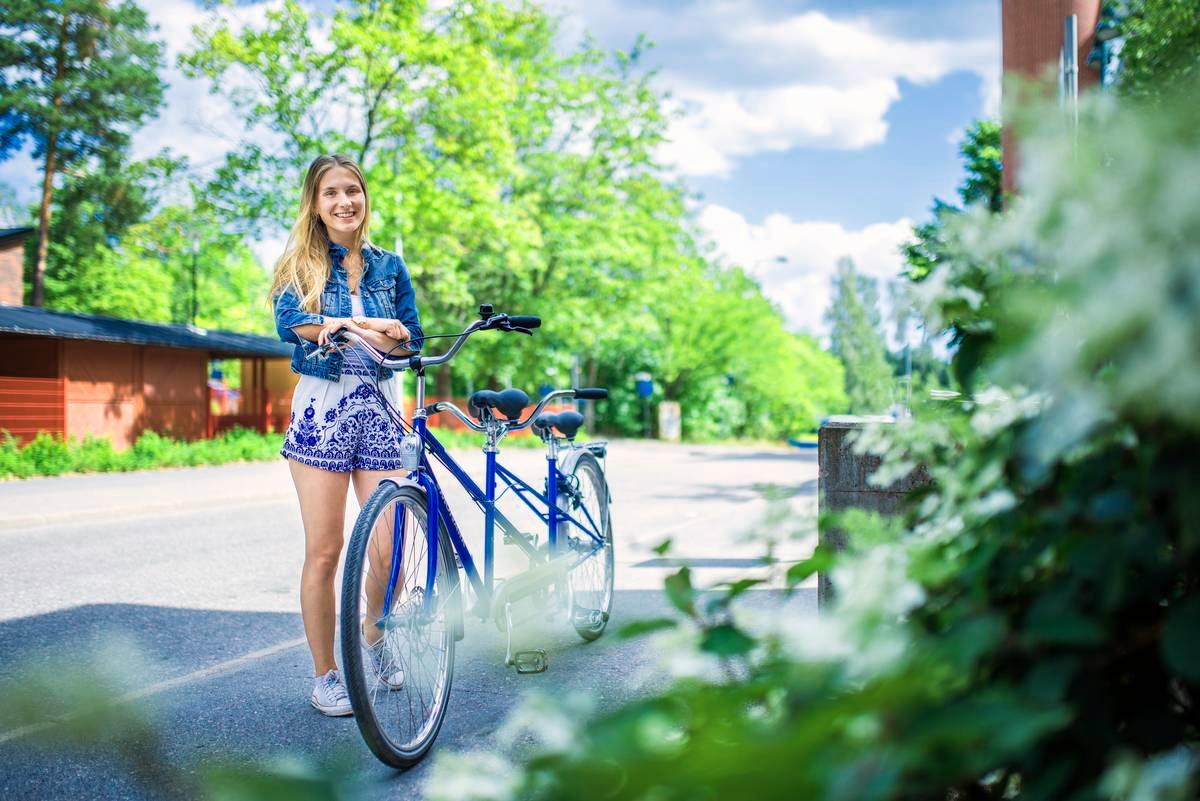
<box><xmin>423</xmin><ymin>90</ymin><xmax>1200</xmax><ymax>801</ymax></box>
<box><xmin>0</xmin><ymin>423</ymin><xmax>564</xmax><ymax>479</ymax></box>
<box><xmin>72</xmin><ymin>435</ymin><xmax>121</xmax><ymax>473</ymax></box>
<box><xmin>21</xmin><ymin>432</ymin><xmax>73</xmax><ymax>476</ymax></box>
<box><xmin>0</xmin><ymin>428</ymin><xmax>286</xmax><ymax>479</ymax></box>
<box><xmin>0</xmin><ymin>432</ymin><xmax>33</xmax><ymax>478</ymax></box>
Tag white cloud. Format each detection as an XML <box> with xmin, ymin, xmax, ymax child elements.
<box><xmin>663</xmin><ymin>79</ymin><xmax>900</xmax><ymax>177</ymax></box>
<box><xmin>548</xmin><ymin>0</ymin><xmax>1000</xmax><ymax>177</ymax></box>
<box><xmin>696</xmin><ymin>202</ymin><xmax>913</xmax><ymax>337</ymax></box>
<box><xmin>133</xmin><ymin>0</ymin><xmax>293</xmax><ymax>176</ymax></box>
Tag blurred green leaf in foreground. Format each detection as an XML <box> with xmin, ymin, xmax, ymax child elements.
<box><xmin>422</xmin><ymin>84</ymin><xmax>1200</xmax><ymax>801</ymax></box>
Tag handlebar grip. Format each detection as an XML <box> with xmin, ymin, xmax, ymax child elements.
<box><xmin>509</xmin><ymin>316</ymin><xmax>541</xmax><ymax>329</ymax></box>
<box><xmin>574</xmin><ymin>387</ymin><xmax>608</xmax><ymax>400</ymax></box>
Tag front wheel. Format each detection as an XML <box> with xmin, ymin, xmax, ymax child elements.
<box><xmin>559</xmin><ymin>451</ymin><xmax>614</xmax><ymax>641</ymax></box>
<box><xmin>341</xmin><ymin>481</ymin><xmax>459</xmax><ymax>769</ymax></box>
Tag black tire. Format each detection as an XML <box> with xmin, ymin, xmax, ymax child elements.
<box><xmin>341</xmin><ymin>481</ymin><xmax>459</xmax><ymax>769</ymax></box>
<box><xmin>559</xmin><ymin>452</ymin><xmax>614</xmax><ymax>641</ymax></box>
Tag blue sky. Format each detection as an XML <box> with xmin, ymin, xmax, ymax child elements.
<box><xmin>545</xmin><ymin>0</ymin><xmax>1001</xmax><ymax>333</ymax></box>
<box><xmin>0</xmin><ymin>0</ymin><xmax>1000</xmax><ymax>336</ymax></box>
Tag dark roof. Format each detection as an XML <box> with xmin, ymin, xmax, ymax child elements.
<box><xmin>0</xmin><ymin>226</ymin><xmax>35</xmax><ymax>242</ymax></box>
<box><xmin>0</xmin><ymin>305</ymin><xmax>291</xmax><ymax>359</ymax></box>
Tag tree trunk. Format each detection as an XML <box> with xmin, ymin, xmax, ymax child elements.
<box><xmin>33</xmin><ymin>15</ymin><xmax>70</xmax><ymax>307</ymax></box>
<box><xmin>31</xmin><ymin>137</ymin><xmax>58</xmax><ymax>307</ymax></box>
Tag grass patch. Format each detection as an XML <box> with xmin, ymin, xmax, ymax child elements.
<box><xmin>0</xmin><ymin>428</ymin><xmax>282</xmax><ymax>479</ymax></box>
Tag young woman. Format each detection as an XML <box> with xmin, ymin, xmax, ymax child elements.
<box><xmin>271</xmin><ymin>153</ymin><xmax>422</xmax><ymax>716</ymax></box>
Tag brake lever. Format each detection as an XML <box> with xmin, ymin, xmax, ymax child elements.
<box><xmin>305</xmin><ymin>329</ymin><xmax>351</xmax><ymax>359</ymax></box>
<box><xmin>492</xmin><ymin>321</ymin><xmax>532</xmax><ymax>335</ymax></box>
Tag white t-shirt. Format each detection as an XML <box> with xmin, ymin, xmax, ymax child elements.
<box><xmin>343</xmin><ymin>293</ymin><xmax>376</xmax><ymax>375</ymax></box>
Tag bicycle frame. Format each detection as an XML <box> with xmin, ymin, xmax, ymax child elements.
<box><xmin>376</xmin><ymin>368</ymin><xmax>607</xmax><ymax>621</ymax></box>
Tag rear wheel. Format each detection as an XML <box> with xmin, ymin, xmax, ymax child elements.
<box><xmin>341</xmin><ymin>481</ymin><xmax>458</xmax><ymax>768</ymax></box>
<box><xmin>559</xmin><ymin>452</ymin><xmax>613</xmax><ymax>640</ymax></box>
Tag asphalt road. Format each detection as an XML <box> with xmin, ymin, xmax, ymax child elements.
<box><xmin>0</xmin><ymin>440</ymin><xmax>818</xmax><ymax>800</ymax></box>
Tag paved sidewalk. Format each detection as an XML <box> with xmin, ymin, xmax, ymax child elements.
<box><xmin>0</xmin><ymin>460</ymin><xmax>296</xmax><ymax>530</ymax></box>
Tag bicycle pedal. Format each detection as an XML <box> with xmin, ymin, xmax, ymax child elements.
<box><xmin>512</xmin><ymin>649</ymin><xmax>548</xmax><ymax>674</ymax></box>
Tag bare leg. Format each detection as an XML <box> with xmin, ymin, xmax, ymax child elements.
<box><xmin>352</xmin><ymin>469</ymin><xmax>411</xmax><ymax>646</ymax></box>
<box><xmin>289</xmin><ymin>458</ymin><xmax>351</xmax><ymax>677</ymax></box>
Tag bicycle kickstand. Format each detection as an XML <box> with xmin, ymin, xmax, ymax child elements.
<box><xmin>504</xmin><ymin>602</ymin><xmax>548</xmax><ymax>674</ymax></box>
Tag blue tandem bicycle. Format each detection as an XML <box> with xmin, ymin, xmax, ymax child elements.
<box><xmin>311</xmin><ymin>305</ymin><xmax>613</xmax><ymax>768</ymax></box>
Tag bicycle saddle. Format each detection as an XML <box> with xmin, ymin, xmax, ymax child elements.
<box><xmin>468</xmin><ymin>388</ymin><xmax>530</xmax><ymax>421</ymax></box>
<box><xmin>532</xmin><ymin>410</ymin><xmax>585</xmax><ymax>440</ymax></box>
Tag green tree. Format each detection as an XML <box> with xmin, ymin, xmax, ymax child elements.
<box><xmin>33</xmin><ymin>149</ymin><xmax>181</xmax><ymax>320</ymax></box>
<box><xmin>826</xmin><ymin>258</ymin><xmax>893</xmax><ymax>415</ymax></box>
<box><xmin>1116</xmin><ymin>0</ymin><xmax>1200</xmax><ymax>97</ymax></box>
<box><xmin>901</xmin><ymin>120</ymin><xmax>1002</xmax><ymax>391</ymax></box>
<box><xmin>886</xmin><ymin>279</ymin><xmax>950</xmax><ymax>407</ymax></box>
<box><xmin>182</xmin><ymin>0</ymin><xmax>848</xmax><ymax>439</ymax></box>
<box><xmin>0</xmin><ymin>0</ymin><xmax>166</xmax><ymax>306</ymax></box>
<box><xmin>902</xmin><ymin>119</ymin><xmax>1002</xmax><ymax>283</ymax></box>
<box><xmin>28</xmin><ymin>144</ymin><xmax>270</xmax><ymax>331</ymax></box>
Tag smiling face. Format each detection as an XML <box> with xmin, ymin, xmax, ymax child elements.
<box><xmin>315</xmin><ymin>165</ymin><xmax>367</xmax><ymax>241</ymax></box>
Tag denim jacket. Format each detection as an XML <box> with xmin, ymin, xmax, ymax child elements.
<box><xmin>273</xmin><ymin>241</ymin><xmax>423</xmax><ymax>381</ymax></box>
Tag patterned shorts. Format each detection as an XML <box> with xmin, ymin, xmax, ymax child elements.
<box><xmin>280</xmin><ymin>369</ymin><xmax>406</xmax><ymax>473</ymax></box>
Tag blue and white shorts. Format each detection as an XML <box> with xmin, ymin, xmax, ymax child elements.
<box><xmin>280</xmin><ymin>365</ymin><xmax>406</xmax><ymax>473</ymax></box>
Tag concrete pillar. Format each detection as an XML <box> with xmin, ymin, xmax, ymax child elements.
<box><xmin>817</xmin><ymin>418</ymin><xmax>931</xmax><ymax>608</ymax></box>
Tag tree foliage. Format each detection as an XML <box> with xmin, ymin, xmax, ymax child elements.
<box><xmin>0</xmin><ymin>0</ymin><xmax>848</xmax><ymax>439</ymax></box>
<box><xmin>902</xmin><ymin>120</ymin><xmax>1002</xmax><ymax>284</ymax></box>
<box><xmin>1116</xmin><ymin>0</ymin><xmax>1200</xmax><ymax>97</ymax></box>
<box><xmin>0</xmin><ymin>0</ymin><xmax>166</xmax><ymax>305</ymax></box>
<box><xmin>28</xmin><ymin>149</ymin><xmax>271</xmax><ymax>333</ymax></box>
<box><xmin>901</xmin><ymin>119</ymin><xmax>1003</xmax><ymax>392</ymax></box>
<box><xmin>180</xmin><ymin>0</ymin><xmax>845</xmax><ymax>437</ymax></box>
<box><xmin>825</xmin><ymin>258</ymin><xmax>893</xmax><ymax>415</ymax></box>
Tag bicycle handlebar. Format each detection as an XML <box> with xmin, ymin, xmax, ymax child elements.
<box><xmin>304</xmin><ymin>308</ymin><xmax>605</xmax><ymax>434</ymax></box>
<box><xmin>305</xmin><ymin>307</ymin><xmax>540</xmax><ymax>371</ymax></box>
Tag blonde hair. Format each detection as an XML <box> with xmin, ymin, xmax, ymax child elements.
<box><xmin>269</xmin><ymin>154</ymin><xmax>372</xmax><ymax>313</ymax></box>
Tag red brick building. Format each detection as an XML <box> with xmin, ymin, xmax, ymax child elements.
<box><xmin>1001</xmin><ymin>1</ymin><xmax>1102</xmax><ymax>194</ymax></box>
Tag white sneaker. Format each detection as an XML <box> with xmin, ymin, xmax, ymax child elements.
<box><xmin>310</xmin><ymin>669</ymin><xmax>353</xmax><ymax>716</ymax></box>
<box><xmin>368</xmin><ymin>639</ymin><xmax>406</xmax><ymax>690</ymax></box>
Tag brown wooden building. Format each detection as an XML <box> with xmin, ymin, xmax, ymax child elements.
<box><xmin>0</xmin><ymin>305</ymin><xmax>294</xmax><ymax>448</ymax></box>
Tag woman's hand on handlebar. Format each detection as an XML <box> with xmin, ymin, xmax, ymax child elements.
<box><xmin>317</xmin><ymin>316</ymin><xmax>359</xmax><ymax>347</ymax></box>
<box><xmin>380</xmin><ymin>320</ymin><xmax>411</xmax><ymax>344</ymax></box>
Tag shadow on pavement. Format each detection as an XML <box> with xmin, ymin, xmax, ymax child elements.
<box><xmin>0</xmin><ymin>588</ymin><xmax>817</xmax><ymax>801</ymax></box>
<box><xmin>0</xmin><ymin>603</ymin><xmax>303</xmax><ymax>684</ymax></box>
